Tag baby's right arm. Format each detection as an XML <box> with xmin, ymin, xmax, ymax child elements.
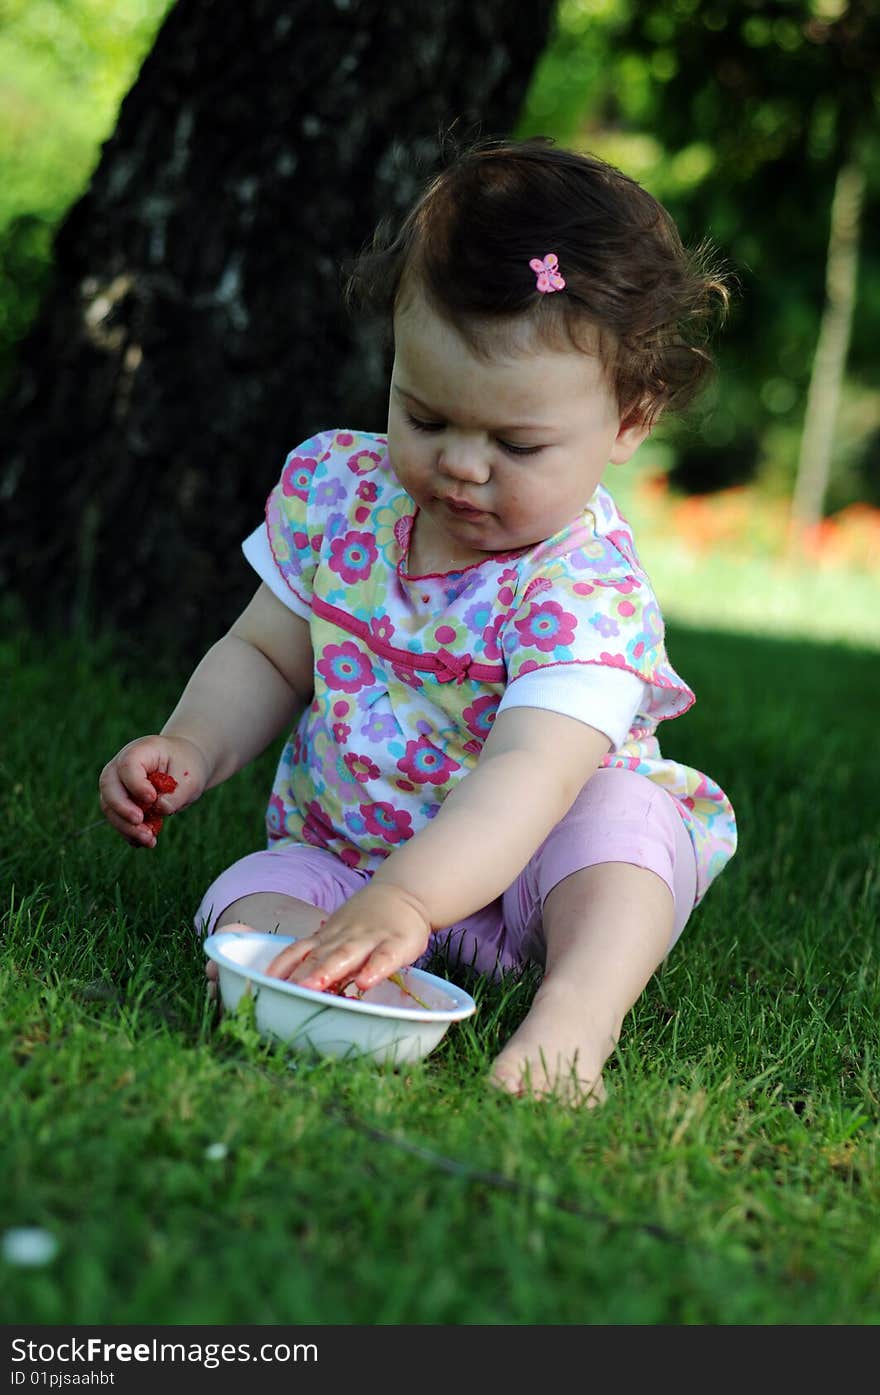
<box><xmin>99</xmin><ymin>583</ymin><xmax>313</xmax><ymax>846</ymax></box>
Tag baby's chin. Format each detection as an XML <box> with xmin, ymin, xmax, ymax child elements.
<box><xmin>432</xmin><ymin>508</ymin><xmax>533</xmax><ymax>555</ymax></box>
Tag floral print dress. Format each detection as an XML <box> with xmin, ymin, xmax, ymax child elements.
<box><xmin>250</xmin><ymin>429</ymin><xmax>737</xmax><ymax>903</ymax></box>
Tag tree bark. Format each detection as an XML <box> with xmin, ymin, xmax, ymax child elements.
<box><xmin>789</xmin><ymin>159</ymin><xmax>865</xmax><ymax>542</ymax></box>
<box><xmin>1</xmin><ymin>0</ymin><xmax>555</xmax><ymax>658</ymax></box>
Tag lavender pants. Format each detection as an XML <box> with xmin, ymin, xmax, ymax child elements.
<box><xmin>194</xmin><ymin>767</ymin><xmax>697</xmax><ymax>978</ymax></box>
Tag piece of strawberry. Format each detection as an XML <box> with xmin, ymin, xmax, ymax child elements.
<box><xmin>135</xmin><ymin>770</ymin><xmax>178</xmax><ymax>840</ymax></box>
<box><xmin>148</xmin><ymin>770</ymin><xmax>177</xmax><ymax>797</ymax></box>
<box><xmin>141</xmin><ymin>808</ymin><xmax>165</xmax><ymax>837</ymax></box>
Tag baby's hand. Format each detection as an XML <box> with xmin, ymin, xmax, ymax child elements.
<box><xmin>98</xmin><ymin>735</ymin><xmax>209</xmax><ymax>847</ymax></box>
<box><xmin>263</xmin><ymin>882</ymin><xmax>432</xmax><ymax>993</ymax></box>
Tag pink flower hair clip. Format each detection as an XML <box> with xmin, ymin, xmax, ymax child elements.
<box><xmin>529</xmin><ymin>253</ymin><xmax>565</xmax><ymax>294</ymax></box>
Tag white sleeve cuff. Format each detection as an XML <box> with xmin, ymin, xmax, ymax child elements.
<box><xmin>241</xmin><ymin>525</ymin><xmax>311</xmax><ymax>620</ymax></box>
<box><xmin>498</xmin><ymin>664</ymin><xmax>647</xmax><ymax>749</ymax></box>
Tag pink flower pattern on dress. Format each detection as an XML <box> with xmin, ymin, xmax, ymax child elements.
<box><xmin>397</xmin><ymin>736</ymin><xmax>461</xmax><ymax>786</ymax></box>
<box><xmin>514</xmin><ymin>600</ymin><xmax>577</xmax><ymax>652</ymax></box>
<box><xmin>301</xmin><ymin>799</ymin><xmax>337</xmax><ymax>849</ymax></box>
<box><xmin>481</xmin><ymin>614</ymin><xmax>506</xmax><ymax>661</ymax></box>
<box><xmin>329</xmin><ymin>530</ymin><xmax>378</xmax><ymax>584</ymax></box>
<box><xmin>360</xmin><ymin>800</ymin><xmax>413</xmax><ymax>844</ymax></box>
<box><xmin>281</xmin><ymin>453</ymin><xmax>317</xmax><ymax>502</ymax></box>
<box><xmin>463</xmin><ymin>694</ymin><xmax>500</xmax><ymax>740</ymax></box>
<box><xmin>600</xmin><ymin>650</ymin><xmax>628</xmax><ymax>669</ymax></box>
<box><xmin>317</xmin><ymin>642</ymin><xmax>374</xmax><ymax>693</ymax></box>
<box><xmin>370</xmin><ymin>614</ymin><xmax>395</xmax><ymax>643</ymax></box>
<box><xmin>346</xmin><ymin>448</ymin><xmax>382</xmax><ymax>475</ymax></box>
<box><xmin>344</xmin><ymin>752</ymin><xmax>381</xmax><ymax>784</ymax></box>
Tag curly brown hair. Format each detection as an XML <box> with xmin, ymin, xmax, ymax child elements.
<box><xmin>346</xmin><ymin>136</ymin><xmax>730</xmax><ymax>427</ymax></box>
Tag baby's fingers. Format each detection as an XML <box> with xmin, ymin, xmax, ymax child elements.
<box><xmin>288</xmin><ymin>937</ymin><xmax>375</xmax><ymax>992</ymax></box>
<box><xmin>287</xmin><ymin>939</ymin><xmax>409</xmax><ymax>995</ymax></box>
<box><xmin>263</xmin><ymin>936</ymin><xmax>324</xmax><ymax>982</ymax></box>
<box><xmin>116</xmin><ymin>755</ymin><xmax>175</xmax><ymax>814</ymax></box>
<box><xmin>98</xmin><ymin>769</ymin><xmax>155</xmax><ymax>846</ymax></box>
<box><xmin>350</xmin><ymin>941</ymin><xmax>411</xmax><ymax>991</ymax></box>
<box><xmin>98</xmin><ymin>762</ymin><xmax>145</xmax><ymax>822</ymax></box>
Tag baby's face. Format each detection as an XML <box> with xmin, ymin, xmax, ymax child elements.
<box><xmin>387</xmin><ymin>292</ymin><xmax>648</xmax><ymax>567</ymax></box>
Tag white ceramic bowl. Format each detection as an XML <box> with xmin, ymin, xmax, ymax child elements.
<box><xmin>204</xmin><ymin>930</ymin><xmax>477</xmax><ymax>1064</ymax></box>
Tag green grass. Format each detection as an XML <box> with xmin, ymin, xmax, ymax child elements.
<box><xmin>1</xmin><ymin>620</ymin><xmax>879</xmax><ymax>1325</ymax></box>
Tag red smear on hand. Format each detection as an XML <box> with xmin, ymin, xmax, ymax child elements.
<box><xmin>135</xmin><ymin>770</ymin><xmax>178</xmax><ymax>840</ymax></box>
<box><xmin>296</xmin><ymin>941</ymin><xmax>359</xmax><ymax>999</ymax></box>
<box><xmin>326</xmin><ymin>979</ymin><xmax>363</xmax><ymax>999</ymax></box>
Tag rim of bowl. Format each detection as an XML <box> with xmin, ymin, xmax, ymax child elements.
<box><xmin>204</xmin><ymin>931</ymin><xmax>477</xmax><ymax>1023</ymax></box>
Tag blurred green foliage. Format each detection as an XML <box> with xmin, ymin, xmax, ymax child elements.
<box><xmin>0</xmin><ymin>0</ymin><xmax>173</xmax><ymax>390</ymax></box>
<box><xmin>1</xmin><ymin>0</ymin><xmax>878</xmax><ymax>509</ymax></box>
<box><xmin>518</xmin><ymin>0</ymin><xmax>880</xmax><ymax>506</ymax></box>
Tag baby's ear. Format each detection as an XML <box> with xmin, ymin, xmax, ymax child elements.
<box><xmin>609</xmin><ymin>409</ymin><xmax>653</xmax><ymax>465</ymax></box>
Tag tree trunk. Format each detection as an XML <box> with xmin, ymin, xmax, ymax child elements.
<box><xmin>1</xmin><ymin>0</ymin><xmax>555</xmax><ymax>659</ymax></box>
<box><xmin>789</xmin><ymin>159</ymin><xmax>865</xmax><ymax>543</ymax></box>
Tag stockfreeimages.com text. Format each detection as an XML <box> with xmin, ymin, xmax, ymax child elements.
<box><xmin>10</xmin><ymin>1339</ymin><xmax>317</xmax><ymax>1370</ymax></box>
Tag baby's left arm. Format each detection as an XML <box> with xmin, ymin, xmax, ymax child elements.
<box><xmin>265</xmin><ymin>708</ymin><xmax>611</xmax><ymax>991</ymax></box>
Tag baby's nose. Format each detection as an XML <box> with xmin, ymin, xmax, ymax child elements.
<box><xmin>438</xmin><ymin>438</ymin><xmax>491</xmax><ymax>484</ymax></box>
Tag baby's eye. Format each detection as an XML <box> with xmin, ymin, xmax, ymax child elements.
<box><xmin>498</xmin><ymin>439</ymin><xmax>544</xmax><ymax>457</ymax></box>
<box><xmin>406</xmin><ymin>413</ymin><xmax>444</xmax><ymax>434</ymax></box>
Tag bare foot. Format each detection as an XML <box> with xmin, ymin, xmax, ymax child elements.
<box><xmin>490</xmin><ymin>1044</ymin><xmax>607</xmax><ymax>1106</ymax></box>
<box><xmin>488</xmin><ymin>982</ymin><xmax>613</xmax><ymax>1107</ymax></box>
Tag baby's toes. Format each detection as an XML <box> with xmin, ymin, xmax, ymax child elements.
<box><xmin>488</xmin><ymin>1045</ymin><xmax>607</xmax><ymax>1107</ymax></box>
<box><xmin>487</xmin><ymin>1052</ymin><xmax>532</xmax><ymax>1097</ymax></box>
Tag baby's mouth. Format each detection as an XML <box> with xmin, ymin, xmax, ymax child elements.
<box><xmin>441</xmin><ymin>496</ymin><xmax>487</xmax><ymax>519</ymax></box>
